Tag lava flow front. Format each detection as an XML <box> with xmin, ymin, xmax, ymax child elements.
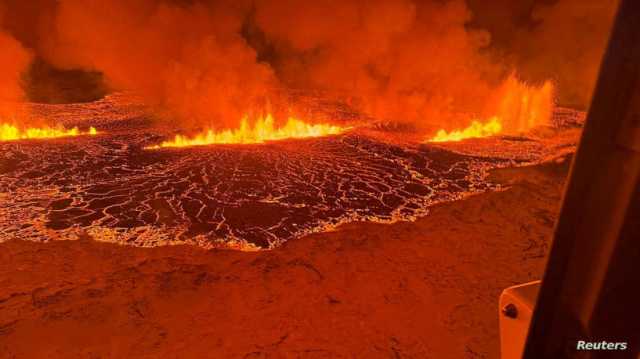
<box><xmin>147</xmin><ymin>115</ymin><xmax>348</xmax><ymax>149</ymax></box>
<box><xmin>0</xmin><ymin>123</ymin><xmax>98</xmax><ymax>142</ymax></box>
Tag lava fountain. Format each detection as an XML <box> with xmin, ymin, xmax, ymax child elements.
<box><xmin>427</xmin><ymin>77</ymin><xmax>554</xmax><ymax>143</ymax></box>
<box><xmin>146</xmin><ymin>114</ymin><xmax>348</xmax><ymax>149</ymax></box>
<box><xmin>428</xmin><ymin>117</ymin><xmax>502</xmax><ymax>143</ymax></box>
<box><xmin>0</xmin><ymin>123</ymin><xmax>98</xmax><ymax>142</ymax></box>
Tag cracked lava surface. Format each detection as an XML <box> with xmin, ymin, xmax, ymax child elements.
<box><xmin>0</xmin><ymin>94</ymin><xmax>585</xmax><ymax>249</ymax></box>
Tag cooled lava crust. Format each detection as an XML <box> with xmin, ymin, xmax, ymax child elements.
<box><xmin>0</xmin><ymin>95</ymin><xmax>584</xmax><ymax>249</ymax></box>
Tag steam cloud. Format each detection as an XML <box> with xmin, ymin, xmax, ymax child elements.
<box><xmin>0</xmin><ymin>0</ymin><xmax>620</xmax><ymax>132</ymax></box>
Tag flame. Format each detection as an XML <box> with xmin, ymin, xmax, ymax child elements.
<box><xmin>0</xmin><ymin>123</ymin><xmax>98</xmax><ymax>142</ymax></box>
<box><xmin>428</xmin><ymin>117</ymin><xmax>502</xmax><ymax>143</ymax></box>
<box><xmin>147</xmin><ymin>114</ymin><xmax>348</xmax><ymax>149</ymax></box>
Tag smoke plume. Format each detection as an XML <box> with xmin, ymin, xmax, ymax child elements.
<box><xmin>41</xmin><ymin>0</ymin><xmax>276</xmax><ymax>128</ymax></box>
<box><xmin>0</xmin><ymin>0</ymin><xmax>622</xmax><ymax>133</ymax></box>
<box><xmin>253</xmin><ymin>0</ymin><xmax>506</xmax><ymax>131</ymax></box>
<box><xmin>0</xmin><ymin>5</ymin><xmax>33</xmax><ymax>119</ymax></box>
<box><xmin>508</xmin><ymin>0</ymin><xmax>619</xmax><ymax>109</ymax></box>
<box><xmin>38</xmin><ymin>0</ymin><xmax>528</xmax><ymax>132</ymax></box>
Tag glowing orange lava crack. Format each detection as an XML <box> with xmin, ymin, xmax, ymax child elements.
<box><xmin>146</xmin><ymin>114</ymin><xmax>348</xmax><ymax>149</ymax></box>
<box><xmin>0</xmin><ymin>123</ymin><xmax>98</xmax><ymax>142</ymax></box>
<box><xmin>427</xmin><ymin>76</ymin><xmax>554</xmax><ymax>143</ymax></box>
<box><xmin>428</xmin><ymin>117</ymin><xmax>502</xmax><ymax>143</ymax></box>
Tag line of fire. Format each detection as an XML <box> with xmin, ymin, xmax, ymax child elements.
<box><xmin>0</xmin><ymin>0</ymin><xmax>637</xmax><ymax>358</ymax></box>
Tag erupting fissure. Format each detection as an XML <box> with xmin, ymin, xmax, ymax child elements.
<box><xmin>428</xmin><ymin>117</ymin><xmax>503</xmax><ymax>143</ymax></box>
<box><xmin>427</xmin><ymin>77</ymin><xmax>554</xmax><ymax>143</ymax></box>
<box><xmin>146</xmin><ymin>115</ymin><xmax>348</xmax><ymax>149</ymax></box>
<box><xmin>0</xmin><ymin>123</ymin><xmax>98</xmax><ymax>142</ymax></box>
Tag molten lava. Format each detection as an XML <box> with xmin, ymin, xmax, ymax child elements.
<box><xmin>427</xmin><ymin>76</ymin><xmax>554</xmax><ymax>143</ymax></box>
<box><xmin>428</xmin><ymin>117</ymin><xmax>502</xmax><ymax>143</ymax></box>
<box><xmin>147</xmin><ymin>115</ymin><xmax>348</xmax><ymax>149</ymax></box>
<box><xmin>497</xmin><ymin>76</ymin><xmax>554</xmax><ymax>133</ymax></box>
<box><xmin>0</xmin><ymin>123</ymin><xmax>98</xmax><ymax>142</ymax></box>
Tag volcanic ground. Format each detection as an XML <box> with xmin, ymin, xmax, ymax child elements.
<box><xmin>0</xmin><ymin>94</ymin><xmax>584</xmax><ymax>249</ymax></box>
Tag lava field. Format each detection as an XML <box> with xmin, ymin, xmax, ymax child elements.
<box><xmin>0</xmin><ymin>95</ymin><xmax>584</xmax><ymax>249</ymax></box>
